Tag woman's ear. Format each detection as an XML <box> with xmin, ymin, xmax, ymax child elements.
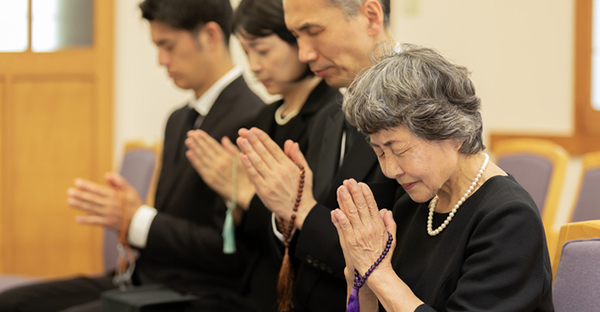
<box><xmin>454</xmin><ymin>139</ymin><xmax>464</xmax><ymax>151</ymax></box>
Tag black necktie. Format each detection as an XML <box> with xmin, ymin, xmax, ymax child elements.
<box><xmin>344</xmin><ymin>120</ymin><xmax>358</xmax><ymax>160</ymax></box>
<box><xmin>179</xmin><ymin>107</ymin><xmax>202</xmax><ymax>162</ymax></box>
<box><xmin>192</xmin><ymin>111</ymin><xmax>204</xmax><ymax>129</ymax></box>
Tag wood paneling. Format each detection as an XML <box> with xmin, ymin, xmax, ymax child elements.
<box><xmin>2</xmin><ymin>77</ymin><xmax>102</xmax><ymax>277</ymax></box>
<box><xmin>490</xmin><ymin>133</ymin><xmax>600</xmax><ymax>155</ymax></box>
<box><xmin>0</xmin><ymin>78</ymin><xmax>4</xmax><ymax>272</ymax></box>
<box><xmin>95</xmin><ymin>0</ymin><xmax>115</xmax><ymax>177</ymax></box>
<box><xmin>0</xmin><ymin>0</ymin><xmax>113</xmax><ymax>277</ymax></box>
<box><xmin>0</xmin><ymin>52</ymin><xmax>95</xmax><ymax>75</ymax></box>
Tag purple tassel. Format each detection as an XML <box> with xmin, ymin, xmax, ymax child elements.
<box><xmin>346</xmin><ymin>286</ymin><xmax>360</xmax><ymax>312</ymax></box>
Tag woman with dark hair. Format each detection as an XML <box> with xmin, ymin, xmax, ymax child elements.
<box><xmin>185</xmin><ymin>0</ymin><xmax>340</xmax><ymax>311</ymax></box>
<box><xmin>232</xmin><ymin>0</ymin><xmax>333</xmax><ymax>151</ymax></box>
<box><xmin>332</xmin><ymin>43</ymin><xmax>553</xmax><ymax>312</ymax></box>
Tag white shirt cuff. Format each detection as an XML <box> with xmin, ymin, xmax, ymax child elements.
<box><xmin>128</xmin><ymin>205</ymin><xmax>158</xmax><ymax>248</ymax></box>
<box><xmin>271</xmin><ymin>213</ymin><xmax>296</xmax><ymax>243</ymax></box>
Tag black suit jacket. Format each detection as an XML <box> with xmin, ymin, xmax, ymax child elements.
<box><xmin>134</xmin><ymin>76</ymin><xmax>264</xmax><ymax>299</ymax></box>
<box><xmin>292</xmin><ymin>102</ymin><xmax>402</xmax><ymax>311</ymax></box>
<box><xmin>240</xmin><ymin>81</ymin><xmax>341</xmax><ymax>312</ymax></box>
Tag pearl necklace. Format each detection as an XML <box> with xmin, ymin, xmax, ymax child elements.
<box><xmin>427</xmin><ymin>152</ymin><xmax>489</xmax><ymax>236</ymax></box>
<box><xmin>274</xmin><ymin>103</ymin><xmax>299</xmax><ymax>126</ymax></box>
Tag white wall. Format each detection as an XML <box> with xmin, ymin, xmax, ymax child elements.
<box><xmin>114</xmin><ymin>0</ymin><xmax>575</xmax><ymax>163</ymax></box>
<box><xmin>392</xmin><ymin>0</ymin><xmax>575</xmax><ymax>141</ymax></box>
<box><xmin>114</xmin><ymin>0</ymin><xmax>187</xmax><ymax>163</ymax></box>
<box><xmin>390</xmin><ymin>0</ymin><xmax>578</xmax><ymax>229</ymax></box>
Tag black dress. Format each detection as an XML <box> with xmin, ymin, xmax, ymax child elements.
<box><xmin>391</xmin><ymin>175</ymin><xmax>554</xmax><ymax>312</ymax></box>
<box><xmin>240</xmin><ymin>80</ymin><xmax>341</xmax><ymax>311</ymax></box>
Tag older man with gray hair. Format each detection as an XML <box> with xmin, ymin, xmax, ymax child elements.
<box><xmin>234</xmin><ymin>0</ymin><xmax>400</xmax><ymax>311</ymax></box>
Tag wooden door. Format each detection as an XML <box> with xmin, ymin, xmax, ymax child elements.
<box><xmin>0</xmin><ymin>0</ymin><xmax>113</xmax><ymax>277</ymax></box>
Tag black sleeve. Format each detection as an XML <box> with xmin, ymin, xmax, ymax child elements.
<box><xmin>295</xmin><ymin>202</ymin><xmax>347</xmax><ymax>278</ymax></box>
<box><xmin>143</xmin><ymin>210</ymin><xmax>250</xmax><ymax>277</ymax></box>
<box><xmin>414</xmin><ymin>304</ymin><xmax>436</xmax><ymax>312</ymax></box>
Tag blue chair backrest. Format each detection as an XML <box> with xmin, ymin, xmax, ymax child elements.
<box><xmin>103</xmin><ymin>147</ymin><xmax>157</xmax><ymax>272</ymax></box>
<box><xmin>570</xmin><ymin>167</ymin><xmax>600</xmax><ymax>222</ymax></box>
<box><xmin>552</xmin><ymin>238</ymin><xmax>600</xmax><ymax>311</ymax></box>
<box><xmin>497</xmin><ymin>153</ymin><xmax>553</xmax><ymax>214</ymax></box>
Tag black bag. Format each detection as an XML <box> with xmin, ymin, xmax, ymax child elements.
<box><xmin>101</xmin><ymin>284</ymin><xmax>199</xmax><ymax>312</ymax></box>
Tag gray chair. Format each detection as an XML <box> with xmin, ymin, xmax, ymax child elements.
<box><xmin>569</xmin><ymin>151</ymin><xmax>600</xmax><ymax>222</ymax></box>
<box><xmin>492</xmin><ymin>139</ymin><xmax>569</xmax><ymax>259</ymax></box>
<box><xmin>493</xmin><ymin>139</ymin><xmax>568</xmax><ymax>219</ymax></box>
<box><xmin>552</xmin><ymin>237</ymin><xmax>600</xmax><ymax>311</ymax></box>
<box><xmin>0</xmin><ymin>140</ymin><xmax>161</xmax><ymax>292</ymax></box>
<box><xmin>103</xmin><ymin>140</ymin><xmax>162</xmax><ymax>272</ymax></box>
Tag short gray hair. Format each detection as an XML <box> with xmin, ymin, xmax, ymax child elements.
<box><xmin>343</xmin><ymin>42</ymin><xmax>485</xmax><ymax>155</ymax></box>
<box><xmin>326</xmin><ymin>0</ymin><xmax>390</xmax><ymax>28</ymax></box>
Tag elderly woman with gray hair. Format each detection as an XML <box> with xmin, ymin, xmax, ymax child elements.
<box><xmin>331</xmin><ymin>43</ymin><xmax>554</xmax><ymax>312</ymax></box>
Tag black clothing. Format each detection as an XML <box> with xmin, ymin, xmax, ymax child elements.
<box><xmin>241</xmin><ymin>80</ymin><xmax>341</xmax><ymax>311</ymax></box>
<box><xmin>137</xmin><ymin>76</ymin><xmax>263</xmax><ymax>297</ymax></box>
<box><xmin>258</xmin><ymin>101</ymin><xmax>402</xmax><ymax>311</ymax></box>
<box><xmin>394</xmin><ymin>175</ymin><xmax>554</xmax><ymax>312</ymax></box>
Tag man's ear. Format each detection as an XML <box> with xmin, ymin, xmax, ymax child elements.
<box><xmin>361</xmin><ymin>0</ymin><xmax>385</xmax><ymax>37</ymax></box>
<box><xmin>197</xmin><ymin>21</ymin><xmax>225</xmax><ymax>51</ymax></box>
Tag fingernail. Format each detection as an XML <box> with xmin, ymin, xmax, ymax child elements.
<box><xmin>349</xmin><ymin>179</ymin><xmax>357</xmax><ymax>187</ymax></box>
<box><xmin>361</xmin><ymin>183</ymin><xmax>369</xmax><ymax>191</ymax></box>
<box><xmin>339</xmin><ymin>186</ymin><xmax>348</xmax><ymax>194</ymax></box>
<box><xmin>246</xmin><ymin>132</ymin><xmax>254</xmax><ymax>139</ymax></box>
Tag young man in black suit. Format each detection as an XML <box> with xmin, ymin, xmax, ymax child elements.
<box><xmin>0</xmin><ymin>1</ymin><xmax>264</xmax><ymax>311</ymax></box>
<box><xmin>235</xmin><ymin>0</ymin><xmax>400</xmax><ymax>310</ymax></box>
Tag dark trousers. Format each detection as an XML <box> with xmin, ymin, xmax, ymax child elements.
<box><xmin>0</xmin><ymin>275</ymin><xmax>115</xmax><ymax>312</ymax></box>
<box><xmin>0</xmin><ymin>276</ymin><xmax>259</xmax><ymax>312</ymax></box>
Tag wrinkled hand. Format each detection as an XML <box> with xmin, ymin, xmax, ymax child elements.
<box><xmin>331</xmin><ymin>179</ymin><xmax>396</xmax><ymax>277</ymax></box>
<box><xmin>185</xmin><ymin>130</ymin><xmax>255</xmax><ymax>209</ymax></box>
<box><xmin>67</xmin><ymin>173</ymin><xmax>142</xmax><ymax>231</ymax></box>
<box><xmin>237</xmin><ymin>127</ymin><xmax>317</xmax><ymax>229</ymax></box>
